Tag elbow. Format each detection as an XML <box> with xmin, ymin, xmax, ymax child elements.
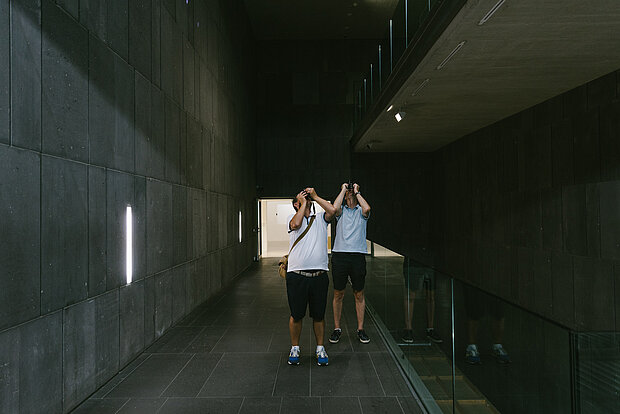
<box><xmin>363</xmin><ymin>207</ymin><xmax>371</xmax><ymax>216</ymax></box>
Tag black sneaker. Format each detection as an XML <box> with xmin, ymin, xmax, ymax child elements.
<box><xmin>402</xmin><ymin>329</ymin><xmax>414</xmax><ymax>343</ymax></box>
<box><xmin>357</xmin><ymin>329</ymin><xmax>370</xmax><ymax>344</ymax></box>
<box><xmin>329</xmin><ymin>329</ymin><xmax>342</xmax><ymax>344</ymax></box>
<box><xmin>426</xmin><ymin>329</ymin><xmax>443</xmax><ymax>343</ymax></box>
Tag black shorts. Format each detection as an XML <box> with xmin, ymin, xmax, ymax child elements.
<box><xmin>286</xmin><ymin>271</ymin><xmax>329</xmax><ymax>321</ymax></box>
<box><xmin>331</xmin><ymin>252</ymin><xmax>367</xmax><ymax>291</ymax></box>
<box><xmin>403</xmin><ymin>261</ymin><xmax>436</xmax><ymax>292</ymax></box>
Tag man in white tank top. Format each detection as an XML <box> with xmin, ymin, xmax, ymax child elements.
<box><xmin>285</xmin><ymin>187</ymin><xmax>336</xmax><ymax>366</ymax></box>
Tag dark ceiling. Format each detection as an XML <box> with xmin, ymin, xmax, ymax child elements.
<box><xmin>243</xmin><ymin>0</ymin><xmax>400</xmax><ymax>39</ymax></box>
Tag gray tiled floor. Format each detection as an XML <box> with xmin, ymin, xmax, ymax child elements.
<box><xmin>72</xmin><ymin>258</ymin><xmax>423</xmax><ymax>413</ymax></box>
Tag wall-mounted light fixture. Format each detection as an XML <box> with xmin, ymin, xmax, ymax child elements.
<box><xmin>239</xmin><ymin>211</ymin><xmax>242</xmax><ymax>243</ymax></box>
<box><xmin>126</xmin><ymin>205</ymin><xmax>133</xmax><ymax>285</ymax></box>
<box><xmin>395</xmin><ymin>111</ymin><xmax>406</xmax><ymax>122</ymax></box>
<box><xmin>478</xmin><ymin>0</ymin><xmax>506</xmax><ymax>25</ymax></box>
<box><xmin>436</xmin><ymin>41</ymin><xmax>466</xmax><ymax>70</ymax></box>
<box><xmin>411</xmin><ymin>78</ymin><xmax>430</xmax><ymax>96</ymax></box>
<box><xmin>386</xmin><ymin>104</ymin><xmax>394</xmax><ymax>112</ymax></box>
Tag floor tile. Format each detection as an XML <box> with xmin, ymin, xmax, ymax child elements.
<box><xmin>158</xmin><ymin>397</ymin><xmax>243</xmax><ymax>414</ymax></box>
<box><xmin>198</xmin><ymin>353</ymin><xmax>280</xmax><ymax>397</ymax></box>
<box><xmin>238</xmin><ymin>397</ymin><xmax>282</xmax><ymax>414</ymax></box>
<box><xmin>320</xmin><ymin>396</ymin><xmax>363</xmax><ymax>414</ymax></box>
<box><xmin>162</xmin><ymin>353</ymin><xmax>224</xmax><ymax>397</ymax></box>
<box><xmin>145</xmin><ymin>327</ymin><xmax>205</xmax><ymax>353</ymax></box>
<box><xmin>211</xmin><ymin>327</ymin><xmax>273</xmax><ymax>353</ymax></box>
<box><xmin>280</xmin><ymin>396</ymin><xmax>321</xmax><ymax>414</ymax></box>
<box><xmin>116</xmin><ymin>398</ymin><xmax>166</xmax><ymax>413</ymax></box>
<box><xmin>359</xmin><ymin>396</ymin><xmax>404</xmax><ymax>414</ymax></box>
<box><xmin>310</xmin><ymin>352</ymin><xmax>385</xmax><ymax>397</ymax></box>
<box><xmin>71</xmin><ymin>398</ymin><xmax>128</xmax><ymax>414</ymax></box>
<box><xmin>105</xmin><ymin>354</ymin><xmax>192</xmax><ymax>398</ymax></box>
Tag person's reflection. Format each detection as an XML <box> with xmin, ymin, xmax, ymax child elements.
<box><xmin>402</xmin><ymin>257</ymin><xmax>442</xmax><ymax>343</ymax></box>
<box><xmin>463</xmin><ymin>285</ymin><xmax>511</xmax><ymax>364</ymax></box>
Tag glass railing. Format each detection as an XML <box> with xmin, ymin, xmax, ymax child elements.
<box><xmin>363</xmin><ymin>242</ymin><xmax>616</xmax><ymax>414</ymax></box>
<box><xmin>353</xmin><ymin>0</ymin><xmax>446</xmax><ymax>130</ymax></box>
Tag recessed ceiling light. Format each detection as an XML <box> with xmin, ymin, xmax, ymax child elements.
<box><xmin>478</xmin><ymin>0</ymin><xmax>506</xmax><ymax>25</ymax></box>
<box><xmin>411</xmin><ymin>79</ymin><xmax>430</xmax><ymax>96</ymax></box>
<box><xmin>436</xmin><ymin>41</ymin><xmax>466</xmax><ymax>70</ymax></box>
<box><xmin>386</xmin><ymin>105</ymin><xmax>394</xmax><ymax>112</ymax></box>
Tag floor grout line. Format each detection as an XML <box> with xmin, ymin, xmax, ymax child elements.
<box><xmin>195</xmin><ymin>352</ymin><xmax>225</xmax><ymax>396</ymax></box>
<box><xmin>158</xmin><ymin>353</ymin><xmax>196</xmax><ymax>397</ymax></box>
<box><xmin>368</xmin><ymin>351</ymin><xmax>387</xmax><ymax>397</ymax></box>
<box><xmin>271</xmin><ymin>352</ymin><xmax>282</xmax><ymax>397</ymax></box>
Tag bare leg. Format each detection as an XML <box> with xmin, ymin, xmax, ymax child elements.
<box><xmin>332</xmin><ymin>289</ymin><xmax>345</xmax><ymax>330</ymax></box>
<box><xmin>354</xmin><ymin>290</ymin><xmax>366</xmax><ymax>330</ymax></box>
<box><xmin>404</xmin><ymin>291</ymin><xmax>415</xmax><ymax>330</ymax></box>
<box><xmin>426</xmin><ymin>288</ymin><xmax>436</xmax><ymax>329</ymax></box>
<box><xmin>313</xmin><ymin>319</ymin><xmax>325</xmax><ymax>346</ymax></box>
<box><xmin>289</xmin><ymin>316</ymin><xmax>302</xmax><ymax>346</ymax></box>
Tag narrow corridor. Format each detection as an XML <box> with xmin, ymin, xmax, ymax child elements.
<box><xmin>72</xmin><ymin>258</ymin><xmax>422</xmax><ymax>414</ymax></box>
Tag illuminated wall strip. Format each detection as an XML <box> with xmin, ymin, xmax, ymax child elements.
<box><xmin>411</xmin><ymin>78</ymin><xmax>430</xmax><ymax>96</ymax></box>
<box><xmin>126</xmin><ymin>205</ymin><xmax>133</xmax><ymax>285</ymax></box>
<box><xmin>238</xmin><ymin>211</ymin><xmax>242</xmax><ymax>243</ymax></box>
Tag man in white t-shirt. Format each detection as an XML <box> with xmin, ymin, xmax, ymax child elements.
<box><xmin>329</xmin><ymin>182</ymin><xmax>372</xmax><ymax>344</ymax></box>
<box><xmin>286</xmin><ymin>187</ymin><xmax>336</xmax><ymax>366</ymax></box>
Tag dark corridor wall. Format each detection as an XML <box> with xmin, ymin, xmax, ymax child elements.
<box><xmin>357</xmin><ymin>70</ymin><xmax>620</xmax><ymax>333</ymax></box>
<box><xmin>0</xmin><ymin>0</ymin><xmax>256</xmax><ymax>412</ymax></box>
<box><xmin>255</xmin><ymin>39</ymin><xmax>377</xmax><ymax>199</ymax></box>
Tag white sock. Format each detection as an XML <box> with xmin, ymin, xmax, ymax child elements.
<box><xmin>334</xmin><ymin>328</ymin><xmax>341</xmax><ymax>332</ymax></box>
<box><xmin>316</xmin><ymin>345</ymin><xmax>324</xmax><ymax>353</ymax></box>
<box><xmin>492</xmin><ymin>343</ymin><xmax>503</xmax><ymax>350</ymax></box>
<box><xmin>291</xmin><ymin>345</ymin><xmax>300</xmax><ymax>352</ymax></box>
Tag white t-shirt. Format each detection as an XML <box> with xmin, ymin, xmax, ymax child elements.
<box><xmin>333</xmin><ymin>204</ymin><xmax>369</xmax><ymax>254</ymax></box>
<box><xmin>287</xmin><ymin>212</ymin><xmax>330</xmax><ymax>272</ymax></box>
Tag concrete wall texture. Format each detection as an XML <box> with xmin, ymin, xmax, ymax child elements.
<box><xmin>0</xmin><ymin>0</ymin><xmax>256</xmax><ymax>412</ymax></box>
<box><xmin>255</xmin><ymin>39</ymin><xmax>377</xmax><ymax>199</ymax></box>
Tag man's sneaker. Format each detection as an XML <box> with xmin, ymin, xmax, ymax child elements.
<box><xmin>492</xmin><ymin>344</ymin><xmax>511</xmax><ymax>364</ymax></box>
<box><xmin>426</xmin><ymin>328</ymin><xmax>443</xmax><ymax>343</ymax></box>
<box><xmin>402</xmin><ymin>329</ymin><xmax>414</xmax><ymax>343</ymax></box>
<box><xmin>288</xmin><ymin>347</ymin><xmax>300</xmax><ymax>365</ymax></box>
<box><xmin>357</xmin><ymin>329</ymin><xmax>370</xmax><ymax>344</ymax></box>
<box><xmin>329</xmin><ymin>329</ymin><xmax>342</xmax><ymax>344</ymax></box>
<box><xmin>315</xmin><ymin>349</ymin><xmax>329</xmax><ymax>366</ymax></box>
<box><xmin>465</xmin><ymin>344</ymin><xmax>481</xmax><ymax>364</ymax></box>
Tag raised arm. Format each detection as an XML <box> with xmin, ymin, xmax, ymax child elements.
<box><xmin>354</xmin><ymin>183</ymin><xmax>371</xmax><ymax>218</ymax></box>
<box><xmin>289</xmin><ymin>191</ymin><xmax>308</xmax><ymax>231</ymax></box>
<box><xmin>333</xmin><ymin>183</ymin><xmax>348</xmax><ymax>217</ymax></box>
<box><xmin>305</xmin><ymin>187</ymin><xmax>337</xmax><ymax>221</ymax></box>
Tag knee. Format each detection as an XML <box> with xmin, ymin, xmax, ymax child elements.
<box><xmin>333</xmin><ymin>290</ymin><xmax>345</xmax><ymax>301</ymax></box>
<box><xmin>354</xmin><ymin>290</ymin><xmax>365</xmax><ymax>301</ymax></box>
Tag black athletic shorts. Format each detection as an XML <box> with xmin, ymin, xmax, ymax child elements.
<box><xmin>286</xmin><ymin>271</ymin><xmax>329</xmax><ymax>321</ymax></box>
<box><xmin>331</xmin><ymin>252</ymin><xmax>367</xmax><ymax>291</ymax></box>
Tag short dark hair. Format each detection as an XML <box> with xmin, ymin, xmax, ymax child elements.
<box><xmin>292</xmin><ymin>197</ymin><xmax>298</xmax><ymax>211</ymax></box>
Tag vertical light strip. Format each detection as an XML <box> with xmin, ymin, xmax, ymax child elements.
<box><xmin>238</xmin><ymin>211</ymin><xmax>242</xmax><ymax>243</ymax></box>
<box><xmin>126</xmin><ymin>205</ymin><xmax>133</xmax><ymax>285</ymax></box>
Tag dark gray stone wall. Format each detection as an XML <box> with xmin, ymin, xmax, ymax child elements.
<box><xmin>359</xmin><ymin>70</ymin><xmax>620</xmax><ymax>333</ymax></box>
<box><xmin>0</xmin><ymin>0</ymin><xmax>256</xmax><ymax>412</ymax></box>
<box><xmin>255</xmin><ymin>39</ymin><xmax>377</xmax><ymax>198</ymax></box>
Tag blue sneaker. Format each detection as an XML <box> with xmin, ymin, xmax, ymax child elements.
<box><xmin>492</xmin><ymin>344</ymin><xmax>511</xmax><ymax>364</ymax></box>
<box><xmin>315</xmin><ymin>348</ymin><xmax>329</xmax><ymax>366</ymax></box>
<box><xmin>288</xmin><ymin>347</ymin><xmax>300</xmax><ymax>365</ymax></box>
<box><xmin>465</xmin><ymin>344</ymin><xmax>481</xmax><ymax>364</ymax></box>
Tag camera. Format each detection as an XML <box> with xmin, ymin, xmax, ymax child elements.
<box><xmin>346</xmin><ymin>181</ymin><xmax>354</xmax><ymax>191</ymax></box>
